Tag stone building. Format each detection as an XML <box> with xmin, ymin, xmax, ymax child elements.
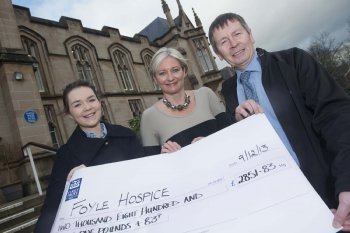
<box><xmin>0</xmin><ymin>0</ymin><xmax>224</xmax><ymax>202</ymax></box>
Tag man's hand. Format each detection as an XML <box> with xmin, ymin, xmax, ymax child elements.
<box><xmin>235</xmin><ymin>99</ymin><xmax>264</xmax><ymax>121</ymax></box>
<box><xmin>332</xmin><ymin>191</ymin><xmax>350</xmax><ymax>231</ymax></box>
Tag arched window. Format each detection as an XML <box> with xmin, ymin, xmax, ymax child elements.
<box><xmin>113</xmin><ymin>49</ymin><xmax>135</xmax><ymax>91</ymax></box>
<box><xmin>142</xmin><ymin>52</ymin><xmax>159</xmax><ymax>90</ymax></box>
<box><xmin>193</xmin><ymin>38</ymin><xmax>214</xmax><ymax>72</ymax></box>
<box><xmin>71</xmin><ymin>44</ymin><xmax>96</xmax><ymax>87</ymax></box>
<box><xmin>21</xmin><ymin>37</ymin><xmax>46</xmax><ymax>92</ymax></box>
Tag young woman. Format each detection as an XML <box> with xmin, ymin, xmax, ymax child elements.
<box><xmin>140</xmin><ymin>47</ymin><xmax>231</xmax><ymax>155</ymax></box>
<box><xmin>35</xmin><ymin>80</ymin><xmax>144</xmax><ymax>232</ymax></box>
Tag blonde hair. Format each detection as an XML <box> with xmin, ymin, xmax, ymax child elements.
<box><xmin>150</xmin><ymin>47</ymin><xmax>188</xmax><ymax>77</ymax></box>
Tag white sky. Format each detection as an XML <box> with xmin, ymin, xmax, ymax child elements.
<box><xmin>11</xmin><ymin>0</ymin><xmax>350</xmax><ymax>68</ymax></box>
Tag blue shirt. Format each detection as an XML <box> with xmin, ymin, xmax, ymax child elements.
<box><xmin>84</xmin><ymin>123</ymin><xmax>108</xmax><ymax>139</ymax></box>
<box><xmin>236</xmin><ymin>53</ymin><xmax>300</xmax><ymax>166</ymax></box>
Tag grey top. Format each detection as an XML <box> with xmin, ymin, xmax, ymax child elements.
<box><xmin>140</xmin><ymin>87</ymin><xmax>225</xmax><ymax>146</ymax></box>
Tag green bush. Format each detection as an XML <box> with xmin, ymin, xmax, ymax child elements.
<box><xmin>128</xmin><ymin>115</ymin><xmax>141</xmax><ymax>137</ymax></box>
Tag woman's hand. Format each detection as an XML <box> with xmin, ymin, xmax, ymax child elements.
<box><xmin>191</xmin><ymin>136</ymin><xmax>204</xmax><ymax>143</ymax></box>
<box><xmin>66</xmin><ymin>164</ymin><xmax>86</xmax><ymax>181</ymax></box>
<box><xmin>161</xmin><ymin>140</ymin><xmax>181</xmax><ymax>153</ymax></box>
<box><xmin>235</xmin><ymin>100</ymin><xmax>264</xmax><ymax>121</ymax></box>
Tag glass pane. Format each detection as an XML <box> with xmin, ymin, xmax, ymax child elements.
<box><xmin>34</xmin><ymin>69</ymin><xmax>45</xmax><ymax>92</ymax></box>
<box><xmin>44</xmin><ymin>105</ymin><xmax>61</xmax><ymax>148</ymax></box>
<box><xmin>124</xmin><ymin>69</ymin><xmax>134</xmax><ymax>90</ymax></box>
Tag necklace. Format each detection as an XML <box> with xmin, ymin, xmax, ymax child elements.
<box><xmin>162</xmin><ymin>93</ymin><xmax>191</xmax><ymax>111</ymax></box>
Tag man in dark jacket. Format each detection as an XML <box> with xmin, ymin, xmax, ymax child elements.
<box><xmin>209</xmin><ymin>13</ymin><xmax>350</xmax><ymax>231</ymax></box>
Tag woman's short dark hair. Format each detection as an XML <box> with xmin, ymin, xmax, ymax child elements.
<box><xmin>62</xmin><ymin>80</ymin><xmax>98</xmax><ymax>114</ymax></box>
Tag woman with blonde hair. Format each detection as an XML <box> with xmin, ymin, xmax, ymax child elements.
<box><xmin>141</xmin><ymin>47</ymin><xmax>231</xmax><ymax>155</ymax></box>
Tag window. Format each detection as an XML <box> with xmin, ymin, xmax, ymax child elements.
<box><xmin>128</xmin><ymin>99</ymin><xmax>143</xmax><ymax>117</ymax></box>
<box><xmin>143</xmin><ymin>53</ymin><xmax>159</xmax><ymax>90</ymax></box>
<box><xmin>114</xmin><ymin>50</ymin><xmax>135</xmax><ymax>91</ymax></box>
<box><xmin>101</xmin><ymin>101</ymin><xmax>111</xmax><ymax>123</ymax></box>
<box><xmin>193</xmin><ymin>38</ymin><xmax>214</xmax><ymax>72</ymax></box>
<box><xmin>44</xmin><ymin>105</ymin><xmax>62</xmax><ymax>148</ymax></box>
<box><xmin>71</xmin><ymin>44</ymin><xmax>96</xmax><ymax>87</ymax></box>
<box><xmin>22</xmin><ymin>37</ymin><xmax>45</xmax><ymax>92</ymax></box>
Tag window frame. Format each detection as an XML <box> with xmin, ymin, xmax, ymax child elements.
<box><xmin>128</xmin><ymin>99</ymin><xmax>144</xmax><ymax>117</ymax></box>
<box><xmin>71</xmin><ymin>44</ymin><xmax>98</xmax><ymax>87</ymax></box>
<box><xmin>43</xmin><ymin>104</ymin><xmax>62</xmax><ymax>148</ymax></box>
<box><xmin>21</xmin><ymin>36</ymin><xmax>47</xmax><ymax>93</ymax></box>
<box><xmin>193</xmin><ymin>38</ymin><xmax>215</xmax><ymax>73</ymax></box>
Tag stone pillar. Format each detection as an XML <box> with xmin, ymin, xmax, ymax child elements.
<box><xmin>0</xmin><ymin>58</ymin><xmax>51</xmax><ymax>147</ymax></box>
<box><xmin>0</xmin><ymin>0</ymin><xmax>53</xmax><ymax>200</ymax></box>
<box><xmin>0</xmin><ymin>0</ymin><xmax>23</xmax><ymax>49</ymax></box>
<box><xmin>0</xmin><ymin>0</ymin><xmax>51</xmax><ymax>152</ymax></box>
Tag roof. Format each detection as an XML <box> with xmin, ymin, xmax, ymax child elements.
<box><xmin>139</xmin><ymin>16</ymin><xmax>181</xmax><ymax>42</ymax></box>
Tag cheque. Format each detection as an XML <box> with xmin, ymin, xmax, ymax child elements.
<box><xmin>50</xmin><ymin>114</ymin><xmax>339</xmax><ymax>233</ymax></box>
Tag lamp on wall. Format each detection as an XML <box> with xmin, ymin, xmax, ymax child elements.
<box><xmin>14</xmin><ymin>72</ymin><xmax>24</xmax><ymax>81</ymax></box>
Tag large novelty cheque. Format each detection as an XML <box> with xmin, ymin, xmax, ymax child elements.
<box><xmin>51</xmin><ymin>114</ymin><xmax>340</xmax><ymax>233</ymax></box>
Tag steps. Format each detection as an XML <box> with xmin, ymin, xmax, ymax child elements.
<box><xmin>0</xmin><ymin>193</ymin><xmax>45</xmax><ymax>233</ymax></box>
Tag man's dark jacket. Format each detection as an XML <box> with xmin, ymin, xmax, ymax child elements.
<box><xmin>221</xmin><ymin>47</ymin><xmax>350</xmax><ymax>208</ymax></box>
<box><xmin>35</xmin><ymin>122</ymin><xmax>144</xmax><ymax>232</ymax></box>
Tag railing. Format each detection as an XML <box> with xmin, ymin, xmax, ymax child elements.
<box><xmin>21</xmin><ymin>142</ymin><xmax>57</xmax><ymax>196</ymax></box>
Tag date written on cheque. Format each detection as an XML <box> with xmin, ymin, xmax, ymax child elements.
<box><xmin>231</xmin><ymin>159</ymin><xmax>289</xmax><ymax>187</ymax></box>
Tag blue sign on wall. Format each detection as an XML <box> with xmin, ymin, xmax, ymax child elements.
<box><xmin>24</xmin><ymin>110</ymin><xmax>39</xmax><ymax>124</ymax></box>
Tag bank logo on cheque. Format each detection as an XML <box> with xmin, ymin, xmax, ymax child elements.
<box><xmin>65</xmin><ymin>178</ymin><xmax>82</xmax><ymax>201</ymax></box>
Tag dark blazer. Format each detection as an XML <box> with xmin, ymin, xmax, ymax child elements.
<box><xmin>35</xmin><ymin>122</ymin><xmax>144</xmax><ymax>233</ymax></box>
<box><xmin>221</xmin><ymin>47</ymin><xmax>350</xmax><ymax>208</ymax></box>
